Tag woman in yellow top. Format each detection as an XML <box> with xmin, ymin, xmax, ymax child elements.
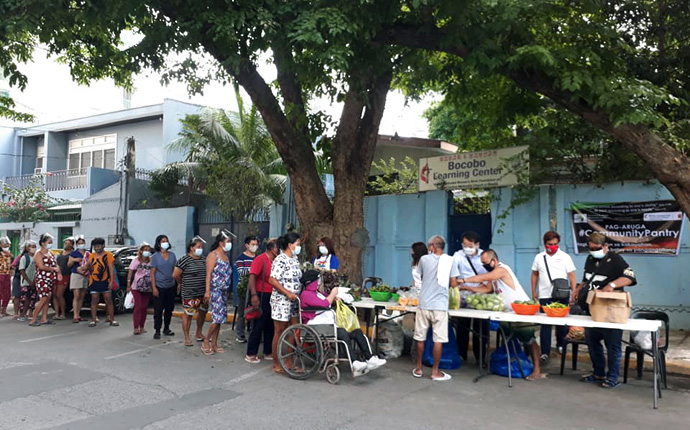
<box><xmin>85</xmin><ymin>237</ymin><xmax>118</xmax><ymax>327</ymax></box>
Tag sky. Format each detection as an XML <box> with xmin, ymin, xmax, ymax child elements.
<box><xmin>1</xmin><ymin>49</ymin><xmax>437</xmax><ymax>139</ymax></box>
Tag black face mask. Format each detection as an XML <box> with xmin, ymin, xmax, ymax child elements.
<box><xmin>482</xmin><ymin>261</ymin><xmax>495</xmax><ymax>272</ymax></box>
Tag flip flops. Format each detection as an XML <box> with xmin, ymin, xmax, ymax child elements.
<box><xmin>432</xmin><ymin>371</ymin><xmax>452</xmax><ymax>382</ymax></box>
<box><xmin>28</xmin><ymin>321</ymin><xmax>41</xmax><ymax>327</ymax></box>
<box><xmin>201</xmin><ymin>345</ymin><xmax>214</xmax><ymax>356</ymax></box>
<box><xmin>526</xmin><ymin>373</ymin><xmax>548</xmax><ymax>381</ymax></box>
<box><xmin>42</xmin><ymin>320</ymin><xmax>55</xmax><ymax>325</ymax></box>
<box><xmin>412</xmin><ymin>368</ymin><xmax>423</xmax><ymax>378</ymax></box>
<box><xmin>245</xmin><ymin>356</ymin><xmax>261</xmax><ymax>364</ymax></box>
<box><xmin>601</xmin><ymin>379</ymin><xmax>620</xmax><ymax>389</ymax></box>
<box><xmin>580</xmin><ymin>374</ymin><xmax>605</xmax><ymax>383</ymax></box>
<box><xmin>213</xmin><ymin>347</ymin><xmax>226</xmax><ymax>354</ymax></box>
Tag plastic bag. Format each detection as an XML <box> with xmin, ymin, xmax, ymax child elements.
<box><xmin>335</xmin><ymin>301</ymin><xmax>360</xmax><ymax>332</ymax></box>
<box><xmin>632</xmin><ymin>330</ymin><xmax>655</xmax><ymax>350</ymax></box>
<box><xmin>377</xmin><ymin>311</ymin><xmax>404</xmax><ymax>359</ymax></box>
<box><xmin>490</xmin><ymin>337</ymin><xmax>534</xmax><ymax>378</ymax></box>
<box><xmin>448</xmin><ymin>287</ymin><xmax>460</xmax><ymax>310</ymax></box>
<box><xmin>124</xmin><ymin>291</ymin><xmax>135</xmax><ymax>310</ymax></box>
<box><xmin>336</xmin><ymin>287</ymin><xmax>354</xmax><ymax>304</ymax></box>
<box><xmin>421</xmin><ymin>321</ymin><xmax>462</xmax><ymax>370</ymax></box>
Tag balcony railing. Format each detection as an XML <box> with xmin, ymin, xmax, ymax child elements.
<box><xmin>4</xmin><ymin>169</ymin><xmax>90</xmax><ymax>192</ymax></box>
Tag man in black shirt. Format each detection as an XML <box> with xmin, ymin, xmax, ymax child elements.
<box><xmin>575</xmin><ymin>232</ymin><xmax>637</xmax><ymax>388</ymax></box>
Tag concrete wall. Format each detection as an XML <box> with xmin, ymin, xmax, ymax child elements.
<box><xmin>362</xmin><ymin>190</ymin><xmax>448</xmax><ymax>287</ymax></box>
<box><xmin>45</xmin><ymin>131</ymin><xmax>68</xmax><ymax>172</ymax></box>
<box><xmin>88</xmin><ymin>168</ymin><xmax>121</xmax><ymax>195</ymax></box>
<box><xmin>161</xmin><ymin>99</ymin><xmax>203</xmax><ymax>165</ymax></box>
<box><xmin>20</xmin><ymin>136</ymin><xmax>40</xmax><ymax>175</ymax></box>
<box><xmin>78</xmin><ymin>183</ymin><xmax>121</xmax><ymax>243</ymax></box>
<box><xmin>491</xmin><ymin>181</ymin><xmax>690</xmax><ymax>328</ymax></box>
<box><xmin>129</xmin><ymin>206</ymin><xmax>195</xmax><ymax>252</ymax></box>
<box><xmin>0</xmin><ymin>126</ymin><xmax>16</xmax><ymax>177</ymax></box>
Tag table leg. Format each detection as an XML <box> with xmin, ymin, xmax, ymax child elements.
<box><xmin>373</xmin><ymin>307</ymin><xmax>381</xmax><ymax>355</ymax></box>
<box><xmin>473</xmin><ymin>319</ymin><xmax>489</xmax><ymax>383</ymax></box>
<box><xmin>231</xmin><ymin>306</ymin><xmax>238</xmax><ymax>330</ymax></box>
<box><xmin>498</xmin><ymin>324</ymin><xmax>513</xmax><ymax>388</ymax></box>
<box><xmin>652</xmin><ymin>330</ymin><xmax>659</xmax><ymax>408</ymax></box>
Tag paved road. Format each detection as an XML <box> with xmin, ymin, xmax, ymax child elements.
<box><xmin>1</xmin><ymin>311</ymin><xmax>689</xmax><ymax>430</ymax></box>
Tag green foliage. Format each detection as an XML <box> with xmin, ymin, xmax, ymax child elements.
<box><xmin>0</xmin><ymin>179</ymin><xmax>56</xmax><ymax>222</ymax></box>
<box><xmin>148</xmin><ymin>167</ymin><xmax>182</xmax><ymax>204</ymax></box>
<box><xmin>367</xmin><ymin>156</ymin><xmax>419</xmax><ymax>195</ymax></box>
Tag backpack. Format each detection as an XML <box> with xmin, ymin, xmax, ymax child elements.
<box><xmin>12</xmin><ymin>253</ymin><xmax>31</xmax><ymax>283</ymax></box>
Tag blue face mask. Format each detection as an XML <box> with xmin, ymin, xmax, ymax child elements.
<box><xmin>142</xmin><ymin>251</ymin><xmax>151</xmax><ymax>258</ymax></box>
<box><xmin>194</xmin><ymin>248</ymin><xmax>203</xmax><ymax>257</ymax></box>
<box><xmin>590</xmin><ymin>249</ymin><xmax>606</xmax><ymax>259</ymax></box>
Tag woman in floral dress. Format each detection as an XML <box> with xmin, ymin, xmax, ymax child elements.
<box><xmin>202</xmin><ymin>231</ymin><xmax>233</xmax><ymax>355</ymax></box>
<box><xmin>30</xmin><ymin>233</ymin><xmax>62</xmax><ymax>326</ymax></box>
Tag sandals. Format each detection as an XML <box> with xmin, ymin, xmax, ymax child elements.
<box><xmin>196</xmin><ymin>337</ymin><xmax>205</xmax><ymax>342</ymax></box>
<box><xmin>601</xmin><ymin>379</ymin><xmax>620</xmax><ymax>389</ymax></box>
<box><xmin>213</xmin><ymin>347</ymin><xmax>226</xmax><ymax>354</ymax></box>
<box><xmin>42</xmin><ymin>320</ymin><xmax>55</xmax><ymax>325</ymax></box>
<box><xmin>72</xmin><ymin>319</ymin><xmax>80</xmax><ymax>324</ymax></box>
<box><xmin>28</xmin><ymin>321</ymin><xmax>41</xmax><ymax>327</ymax></box>
<box><xmin>432</xmin><ymin>371</ymin><xmax>452</xmax><ymax>382</ymax></box>
<box><xmin>201</xmin><ymin>345</ymin><xmax>214</xmax><ymax>356</ymax></box>
<box><xmin>412</xmin><ymin>368</ymin><xmax>423</xmax><ymax>378</ymax></box>
<box><xmin>580</xmin><ymin>374</ymin><xmax>605</xmax><ymax>383</ymax></box>
<box><xmin>89</xmin><ymin>321</ymin><xmax>97</xmax><ymax>327</ymax></box>
<box><xmin>109</xmin><ymin>321</ymin><xmax>119</xmax><ymax>327</ymax></box>
<box><xmin>245</xmin><ymin>356</ymin><xmax>261</xmax><ymax>364</ymax></box>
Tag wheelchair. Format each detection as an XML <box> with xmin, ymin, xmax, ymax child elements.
<box><xmin>276</xmin><ymin>297</ymin><xmax>371</xmax><ymax>384</ymax></box>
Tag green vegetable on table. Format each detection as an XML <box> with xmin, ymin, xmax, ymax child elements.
<box><xmin>514</xmin><ymin>300</ymin><xmax>540</xmax><ymax>306</ymax></box>
<box><xmin>465</xmin><ymin>293</ymin><xmax>506</xmax><ymax>311</ymax></box>
<box><xmin>370</xmin><ymin>283</ymin><xmax>391</xmax><ymax>293</ymax></box>
<box><xmin>543</xmin><ymin>302</ymin><xmax>568</xmax><ymax>309</ymax></box>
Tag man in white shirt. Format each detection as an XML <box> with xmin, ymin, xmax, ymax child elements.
<box><xmin>460</xmin><ymin>249</ymin><xmax>544</xmax><ymax>381</ymax></box>
<box><xmin>530</xmin><ymin>231</ymin><xmax>577</xmax><ymax>361</ymax></box>
<box><xmin>451</xmin><ymin>231</ymin><xmax>488</xmax><ymax>365</ymax></box>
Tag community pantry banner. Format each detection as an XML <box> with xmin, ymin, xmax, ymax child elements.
<box><xmin>570</xmin><ymin>200</ymin><xmax>685</xmax><ymax>255</ymax></box>
<box><xmin>418</xmin><ymin>146</ymin><xmax>528</xmax><ymax>191</ymax></box>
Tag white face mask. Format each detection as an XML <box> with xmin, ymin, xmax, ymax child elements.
<box><xmin>463</xmin><ymin>245</ymin><xmax>476</xmax><ymax>256</ymax></box>
<box><xmin>249</xmin><ymin>245</ymin><xmax>259</xmax><ymax>254</ymax></box>
<box><xmin>294</xmin><ymin>245</ymin><xmax>301</xmax><ymax>256</ymax></box>
<box><xmin>46</xmin><ymin>243</ymin><xmax>54</xmax><ymax>250</ymax></box>
<box><xmin>142</xmin><ymin>251</ymin><xmax>151</xmax><ymax>258</ymax></box>
<box><xmin>319</xmin><ymin>246</ymin><xmax>328</xmax><ymax>255</ymax></box>
<box><xmin>224</xmin><ymin>242</ymin><xmax>232</xmax><ymax>252</ymax></box>
<box><xmin>194</xmin><ymin>248</ymin><xmax>203</xmax><ymax>257</ymax></box>
<box><xmin>160</xmin><ymin>242</ymin><xmax>170</xmax><ymax>250</ymax></box>
<box><xmin>1</xmin><ymin>247</ymin><xmax>9</xmax><ymax>252</ymax></box>
<box><xmin>77</xmin><ymin>244</ymin><xmax>86</xmax><ymax>250</ymax></box>
<box><xmin>590</xmin><ymin>249</ymin><xmax>606</xmax><ymax>259</ymax></box>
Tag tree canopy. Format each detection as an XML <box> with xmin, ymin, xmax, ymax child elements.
<box><xmin>3</xmin><ymin>0</ymin><xmax>690</xmax><ymax>278</ymax></box>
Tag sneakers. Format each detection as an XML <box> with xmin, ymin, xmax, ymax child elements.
<box><xmin>352</xmin><ymin>360</ymin><xmax>368</xmax><ymax>373</ymax></box>
<box><xmin>235</xmin><ymin>336</ymin><xmax>247</xmax><ymax>343</ymax></box>
<box><xmin>163</xmin><ymin>329</ymin><xmax>175</xmax><ymax>336</ymax></box>
<box><xmin>153</xmin><ymin>332</ymin><xmax>161</xmax><ymax>339</ymax></box>
<box><xmin>539</xmin><ymin>354</ymin><xmax>549</xmax><ymax>363</ymax></box>
<box><xmin>366</xmin><ymin>356</ymin><xmax>387</xmax><ymax>370</ymax></box>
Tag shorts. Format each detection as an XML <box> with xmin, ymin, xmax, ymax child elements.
<box><xmin>12</xmin><ymin>276</ymin><xmax>22</xmax><ymax>297</ymax></box>
<box><xmin>89</xmin><ymin>281</ymin><xmax>110</xmax><ymax>294</ymax></box>
<box><xmin>270</xmin><ymin>291</ymin><xmax>298</xmax><ymax>322</ymax></box>
<box><xmin>56</xmin><ymin>274</ymin><xmax>70</xmax><ymax>288</ymax></box>
<box><xmin>500</xmin><ymin>322</ymin><xmax>536</xmax><ymax>345</ymax></box>
<box><xmin>70</xmin><ymin>273</ymin><xmax>88</xmax><ymax>290</ymax></box>
<box><xmin>182</xmin><ymin>296</ymin><xmax>208</xmax><ymax>316</ymax></box>
<box><xmin>414</xmin><ymin>309</ymin><xmax>449</xmax><ymax>343</ymax></box>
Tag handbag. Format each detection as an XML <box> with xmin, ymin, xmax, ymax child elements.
<box><xmin>245</xmin><ymin>256</ymin><xmax>266</xmax><ymax>322</ymax></box>
<box><xmin>544</xmin><ymin>255</ymin><xmax>570</xmax><ymax>302</ymax></box>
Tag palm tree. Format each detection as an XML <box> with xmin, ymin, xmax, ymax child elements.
<box><xmin>167</xmin><ymin>86</ymin><xmax>293</xmax><ymax>221</ymax></box>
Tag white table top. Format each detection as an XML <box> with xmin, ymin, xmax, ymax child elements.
<box><xmin>354</xmin><ymin>298</ymin><xmax>662</xmax><ymax>332</ymax></box>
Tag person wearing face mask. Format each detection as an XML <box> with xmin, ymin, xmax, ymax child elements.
<box><xmin>202</xmin><ymin>232</ymin><xmax>233</xmax><ymax>355</ymax></box>
<box><xmin>0</xmin><ymin>236</ymin><xmax>13</xmax><ymax>318</ymax></box>
<box><xmin>312</xmin><ymin>237</ymin><xmax>340</xmax><ymax>272</ymax></box>
<box><xmin>16</xmin><ymin>241</ymin><xmax>38</xmax><ymax>321</ymax></box>
<box><xmin>410</xmin><ymin>242</ymin><xmax>428</xmax><ymax>297</ymax></box>
<box><xmin>127</xmin><ymin>242</ymin><xmax>154</xmax><ymax>335</ymax></box>
<box><xmin>151</xmin><ymin>234</ymin><xmax>177</xmax><ymax>339</ymax></box>
<box><xmin>30</xmin><ymin>233</ymin><xmax>62</xmax><ymax>326</ymax></box>
<box><xmin>245</xmin><ymin>239</ymin><xmax>278</xmax><ymax>363</ymax></box>
<box><xmin>575</xmin><ymin>232</ymin><xmax>636</xmax><ymax>389</ymax></box>
<box><xmin>530</xmin><ymin>231</ymin><xmax>577</xmax><ymax>361</ymax></box>
<box><xmin>173</xmin><ymin>237</ymin><xmax>208</xmax><ymax>347</ymax></box>
<box><xmin>233</xmin><ymin>235</ymin><xmax>259</xmax><ymax>343</ymax></box>
<box><xmin>451</xmin><ymin>231</ymin><xmax>489</xmax><ymax>365</ymax></box>
<box><xmin>68</xmin><ymin>236</ymin><xmax>89</xmax><ymax>322</ymax></box>
<box><xmin>86</xmin><ymin>237</ymin><xmax>118</xmax><ymax>327</ymax></box>
<box><xmin>458</xmin><ymin>249</ymin><xmax>545</xmax><ymax>380</ymax></box>
<box><xmin>52</xmin><ymin>237</ymin><xmax>75</xmax><ymax>321</ymax></box>
<box><xmin>269</xmin><ymin>232</ymin><xmax>303</xmax><ymax>373</ymax></box>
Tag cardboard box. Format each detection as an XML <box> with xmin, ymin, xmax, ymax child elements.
<box><xmin>587</xmin><ymin>290</ymin><xmax>632</xmax><ymax>323</ymax></box>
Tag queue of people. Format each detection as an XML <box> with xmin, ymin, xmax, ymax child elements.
<box><xmin>412</xmin><ymin>230</ymin><xmax>636</xmax><ymax>388</ymax></box>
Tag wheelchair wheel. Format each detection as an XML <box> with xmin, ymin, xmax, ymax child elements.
<box><xmin>326</xmin><ymin>364</ymin><xmax>340</xmax><ymax>384</ymax></box>
<box><xmin>278</xmin><ymin>324</ymin><xmax>323</xmax><ymax>380</ymax></box>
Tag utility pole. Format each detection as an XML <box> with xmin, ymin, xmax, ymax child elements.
<box><xmin>120</xmin><ymin>137</ymin><xmax>136</xmax><ymax>244</ymax></box>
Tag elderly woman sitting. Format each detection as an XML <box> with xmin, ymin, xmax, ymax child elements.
<box><xmin>299</xmin><ymin>271</ymin><xmax>386</xmax><ymax>374</ymax></box>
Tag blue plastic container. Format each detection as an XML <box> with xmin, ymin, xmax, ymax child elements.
<box><xmin>421</xmin><ymin>321</ymin><xmax>462</xmax><ymax>370</ymax></box>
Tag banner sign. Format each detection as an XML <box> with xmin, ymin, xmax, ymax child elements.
<box><xmin>570</xmin><ymin>200</ymin><xmax>685</xmax><ymax>255</ymax></box>
<box><xmin>419</xmin><ymin>146</ymin><xmax>528</xmax><ymax>191</ymax></box>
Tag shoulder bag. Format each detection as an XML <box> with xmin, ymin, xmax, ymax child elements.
<box><xmin>544</xmin><ymin>255</ymin><xmax>571</xmax><ymax>303</ymax></box>
<box><xmin>245</xmin><ymin>256</ymin><xmax>265</xmax><ymax>321</ymax></box>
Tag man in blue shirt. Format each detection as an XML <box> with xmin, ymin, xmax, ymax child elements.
<box><xmin>233</xmin><ymin>236</ymin><xmax>259</xmax><ymax>343</ymax></box>
<box><xmin>413</xmin><ymin>235</ymin><xmax>459</xmax><ymax>381</ymax></box>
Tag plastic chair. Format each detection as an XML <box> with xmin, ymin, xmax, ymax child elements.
<box><xmin>623</xmin><ymin>310</ymin><xmax>669</xmax><ymax>389</ymax></box>
<box><xmin>559</xmin><ymin>337</ymin><xmax>587</xmax><ymax>375</ymax></box>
